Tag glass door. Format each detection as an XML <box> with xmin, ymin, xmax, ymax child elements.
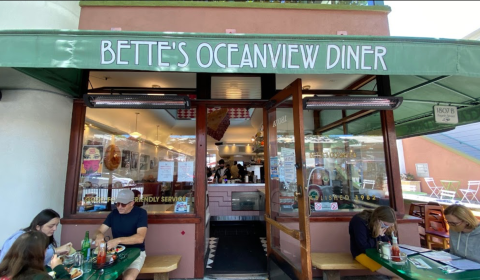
<box><xmin>264</xmin><ymin>79</ymin><xmax>312</xmax><ymax>280</ymax></box>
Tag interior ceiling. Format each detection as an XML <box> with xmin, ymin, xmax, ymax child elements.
<box><xmin>87</xmin><ymin>71</ymin><xmax>362</xmax><ymax>151</ymax></box>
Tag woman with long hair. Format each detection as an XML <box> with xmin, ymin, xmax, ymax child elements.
<box><xmin>0</xmin><ymin>209</ymin><xmax>72</xmax><ymax>265</ymax></box>
<box><xmin>445</xmin><ymin>204</ymin><xmax>480</xmax><ymax>263</ymax></box>
<box><xmin>349</xmin><ymin>206</ymin><xmax>402</xmax><ymax>279</ymax></box>
<box><xmin>0</xmin><ymin>231</ymin><xmax>70</xmax><ymax>280</ymax></box>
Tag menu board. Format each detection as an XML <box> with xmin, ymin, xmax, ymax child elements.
<box><xmin>157</xmin><ymin>161</ymin><xmax>174</xmax><ymax>182</ymax></box>
<box><xmin>178</xmin><ymin>161</ymin><xmax>194</xmax><ymax>182</ymax></box>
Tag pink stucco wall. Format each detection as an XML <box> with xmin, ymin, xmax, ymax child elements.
<box><xmin>402</xmin><ymin>137</ymin><xmax>480</xmax><ymax>198</ymax></box>
<box><xmin>79</xmin><ymin>6</ymin><xmax>389</xmax><ymax>36</ymax></box>
<box><xmin>61</xmin><ymin>224</ymin><xmax>195</xmax><ymax>278</ymax></box>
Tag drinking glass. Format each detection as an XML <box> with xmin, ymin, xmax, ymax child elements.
<box><xmin>83</xmin><ymin>258</ymin><xmax>92</xmax><ymax>273</ymax></box>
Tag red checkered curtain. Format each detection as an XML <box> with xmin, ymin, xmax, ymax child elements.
<box><xmin>207</xmin><ymin>108</ymin><xmax>230</xmax><ymax>141</ymax></box>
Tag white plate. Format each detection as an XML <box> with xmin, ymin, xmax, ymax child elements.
<box><xmin>114</xmin><ymin>245</ymin><xmax>126</xmax><ymax>253</ymax></box>
<box><xmin>94</xmin><ymin>245</ymin><xmax>126</xmax><ymax>254</ymax></box>
<box><xmin>70</xmin><ymin>268</ymin><xmax>83</xmax><ymax>280</ymax></box>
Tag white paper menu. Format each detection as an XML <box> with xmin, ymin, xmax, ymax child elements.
<box><xmin>178</xmin><ymin>161</ymin><xmax>194</xmax><ymax>182</ymax></box>
<box><xmin>157</xmin><ymin>161</ymin><xmax>174</xmax><ymax>182</ymax></box>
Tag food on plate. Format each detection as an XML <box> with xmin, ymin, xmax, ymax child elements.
<box><xmin>70</xmin><ymin>268</ymin><xmax>82</xmax><ymax>279</ymax></box>
<box><xmin>95</xmin><ymin>245</ymin><xmax>123</xmax><ymax>255</ymax></box>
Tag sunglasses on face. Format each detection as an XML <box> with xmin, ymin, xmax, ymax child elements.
<box><xmin>116</xmin><ymin>202</ymin><xmax>131</xmax><ymax>208</ymax></box>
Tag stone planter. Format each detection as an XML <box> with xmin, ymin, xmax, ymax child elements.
<box><xmin>401</xmin><ymin>180</ymin><xmax>421</xmax><ymax>192</ymax></box>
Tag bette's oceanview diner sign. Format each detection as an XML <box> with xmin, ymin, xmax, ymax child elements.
<box><xmin>1</xmin><ymin>30</ymin><xmax>480</xmax><ymax>76</ymax></box>
<box><xmin>100</xmin><ymin>40</ymin><xmax>388</xmax><ymax>72</ymax></box>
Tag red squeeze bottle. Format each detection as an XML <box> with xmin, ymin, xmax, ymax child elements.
<box><xmin>97</xmin><ymin>242</ymin><xmax>107</xmax><ymax>265</ymax></box>
<box><xmin>391</xmin><ymin>233</ymin><xmax>401</xmax><ymax>262</ymax></box>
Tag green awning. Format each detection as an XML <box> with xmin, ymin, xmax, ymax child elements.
<box><xmin>2</xmin><ymin>29</ymin><xmax>480</xmax><ymax>76</ymax></box>
<box><xmin>0</xmin><ymin>30</ymin><xmax>479</xmax><ymax>137</ymax></box>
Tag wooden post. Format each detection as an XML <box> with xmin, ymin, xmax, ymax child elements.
<box><xmin>377</xmin><ymin>75</ymin><xmax>404</xmax><ymax>215</ymax></box>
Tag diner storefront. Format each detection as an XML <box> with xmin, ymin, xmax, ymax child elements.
<box><xmin>1</xmin><ymin>28</ymin><xmax>480</xmax><ymax>279</ymax></box>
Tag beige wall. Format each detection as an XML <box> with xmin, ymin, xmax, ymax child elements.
<box><xmin>79</xmin><ymin>6</ymin><xmax>389</xmax><ymax>36</ymax></box>
<box><xmin>0</xmin><ymin>68</ymin><xmax>73</xmax><ymax>246</ymax></box>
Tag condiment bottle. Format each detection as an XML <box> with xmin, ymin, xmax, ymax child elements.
<box><xmin>391</xmin><ymin>232</ymin><xmax>401</xmax><ymax>262</ymax></box>
<box><xmin>97</xmin><ymin>242</ymin><xmax>107</xmax><ymax>265</ymax></box>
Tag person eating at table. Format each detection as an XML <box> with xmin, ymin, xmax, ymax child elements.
<box><xmin>0</xmin><ymin>209</ymin><xmax>73</xmax><ymax>265</ymax></box>
<box><xmin>445</xmin><ymin>204</ymin><xmax>480</xmax><ymax>263</ymax></box>
<box><xmin>94</xmin><ymin>189</ymin><xmax>148</xmax><ymax>280</ymax></box>
<box><xmin>0</xmin><ymin>231</ymin><xmax>71</xmax><ymax>280</ymax></box>
<box><xmin>349</xmin><ymin>206</ymin><xmax>402</xmax><ymax>280</ymax></box>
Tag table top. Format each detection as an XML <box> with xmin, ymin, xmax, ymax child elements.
<box><xmin>440</xmin><ymin>180</ymin><xmax>460</xmax><ymax>183</ymax></box>
<box><xmin>366</xmin><ymin>249</ymin><xmax>480</xmax><ymax>280</ymax></box>
<box><xmin>80</xmin><ymin>248</ymin><xmax>140</xmax><ymax>280</ymax></box>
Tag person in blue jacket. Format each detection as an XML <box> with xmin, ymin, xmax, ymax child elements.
<box><xmin>445</xmin><ymin>204</ymin><xmax>480</xmax><ymax>263</ymax></box>
<box><xmin>0</xmin><ymin>209</ymin><xmax>72</xmax><ymax>265</ymax></box>
<box><xmin>349</xmin><ymin>206</ymin><xmax>402</xmax><ymax>279</ymax></box>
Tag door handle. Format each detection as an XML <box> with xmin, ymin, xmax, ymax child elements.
<box><xmin>294</xmin><ymin>184</ymin><xmax>302</xmax><ymax>199</ymax></box>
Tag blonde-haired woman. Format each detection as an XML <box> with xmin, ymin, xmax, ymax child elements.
<box><xmin>445</xmin><ymin>204</ymin><xmax>480</xmax><ymax>263</ymax></box>
<box><xmin>349</xmin><ymin>206</ymin><xmax>402</xmax><ymax>279</ymax></box>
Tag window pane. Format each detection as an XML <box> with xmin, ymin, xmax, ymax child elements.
<box><xmin>78</xmin><ymin>108</ymin><xmax>196</xmax><ymax>215</ymax></box>
<box><xmin>307</xmin><ymin>111</ymin><xmax>387</xmax><ymax>214</ymax></box>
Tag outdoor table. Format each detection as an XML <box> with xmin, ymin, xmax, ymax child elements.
<box><xmin>440</xmin><ymin>180</ymin><xmax>461</xmax><ymax>192</ymax></box>
<box><xmin>366</xmin><ymin>248</ymin><xmax>480</xmax><ymax>280</ymax></box>
<box><xmin>80</xmin><ymin>248</ymin><xmax>140</xmax><ymax>280</ymax></box>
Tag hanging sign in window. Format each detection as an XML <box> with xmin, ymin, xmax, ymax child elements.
<box><xmin>178</xmin><ymin>161</ymin><xmax>194</xmax><ymax>182</ymax></box>
<box><xmin>157</xmin><ymin>161</ymin><xmax>174</xmax><ymax>182</ymax></box>
<box><xmin>270</xmin><ymin>156</ymin><xmax>279</xmax><ymax>180</ymax></box>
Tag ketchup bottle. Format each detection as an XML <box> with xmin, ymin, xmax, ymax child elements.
<box><xmin>391</xmin><ymin>232</ymin><xmax>401</xmax><ymax>262</ymax></box>
<box><xmin>97</xmin><ymin>242</ymin><xmax>107</xmax><ymax>265</ymax></box>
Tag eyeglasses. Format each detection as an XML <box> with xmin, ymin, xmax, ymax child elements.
<box><xmin>447</xmin><ymin>220</ymin><xmax>463</xmax><ymax>226</ymax></box>
<box><xmin>116</xmin><ymin>202</ymin><xmax>131</xmax><ymax>208</ymax></box>
<box><xmin>380</xmin><ymin>221</ymin><xmax>392</xmax><ymax>229</ymax></box>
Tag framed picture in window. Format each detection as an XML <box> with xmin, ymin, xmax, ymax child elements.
<box><xmin>121</xmin><ymin>150</ymin><xmax>131</xmax><ymax>169</ymax></box>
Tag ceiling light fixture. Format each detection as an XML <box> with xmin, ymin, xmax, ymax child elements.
<box><xmin>153</xmin><ymin>125</ymin><xmax>161</xmax><ymax>146</ymax></box>
<box><xmin>130</xmin><ymin>112</ymin><xmax>142</xmax><ymax>139</ymax></box>
<box><xmin>303</xmin><ymin>96</ymin><xmax>403</xmax><ymax>110</ymax></box>
<box><xmin>84</xmin><ymin>95</ymin><xmax>190</xmax><ymax>109</ymax></box>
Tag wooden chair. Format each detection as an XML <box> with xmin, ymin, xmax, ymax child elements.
<box><xmin>424</xmin><ymin>205</ymin><xmax>450</xmax><ymax>249</ymax></box>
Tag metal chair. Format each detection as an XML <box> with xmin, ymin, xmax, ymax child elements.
<box><xmin>460</xmin><ymin>181</ymin><xmax>480</xmax><ymax>204</ymax></box>
<box><xmin>440</xmin><ymin>190</ymin><xmax>456</xmax><ymax>201</ymax></box>
<box><xmin>424</xmin><ymin>177</ymin><xmax>443</xmax><ymax>198</ymax></box>
<box><xmin>362</xmin><ymin>180</ymin><xmax>376</xmax><ymax>189</ymax></box>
